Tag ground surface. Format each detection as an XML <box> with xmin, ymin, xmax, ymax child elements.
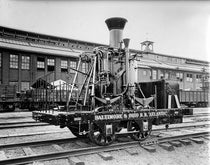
<box><xmin>0</xmin><ymin>108</ymin><xmax>210</xmax><ymax>165</ymax></box>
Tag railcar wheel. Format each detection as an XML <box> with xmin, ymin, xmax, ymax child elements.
<box><xmin>68</xmin><ymin>125</ymin><xmax>87</xmax><ymax>138</ymax></box>
<box><xmin>128</xmin><ymin>120</ymin><xmax>152</xmax><ymax>141</ymax></box>
<box><xmin>88</xmin><ymin>123</ymin><xmax>115</xmax><ymax>146</ymax></box>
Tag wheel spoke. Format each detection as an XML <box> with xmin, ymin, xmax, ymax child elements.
<box><xmin>129</xmin><ymin>120</ymin><xmax>152</xmax><ymax>141</ymax></box>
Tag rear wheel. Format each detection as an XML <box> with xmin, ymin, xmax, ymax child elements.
<box><xmin>128</xmin><ymin>120</ymin><xmax>152</xmax><ymax>141</ymax></box>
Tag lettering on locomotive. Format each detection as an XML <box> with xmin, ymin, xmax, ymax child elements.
<box><xmin>94</xmin><ymin>111</ymin><xmax>168</xmax><ymax>121</ymax></box>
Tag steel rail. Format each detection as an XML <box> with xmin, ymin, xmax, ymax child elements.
<box><xmin>0</xmin><ymin>123</ymin><xmax>48</xmax><ymax>129</ymax></box>
<box><xmin>0</xmin><ymin>121</ymin><xmax>37</xmax><ymax>125</ymax></box>
<box><xmin>0</xmin><ymin>131</ymin><xmax>209</xmax><ymax>165</ymax></box>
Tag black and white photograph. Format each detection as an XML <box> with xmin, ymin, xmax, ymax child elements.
<box><xmin>0</xmin><ymin>0</ymin><xmax>209</xmax><ymax>164</ymax></box>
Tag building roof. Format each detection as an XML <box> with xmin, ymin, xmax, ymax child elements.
<box><xmin>0</xmin><ymin>37</ymin><xmax>82</xmax><ymax>57</ymax></box>
<box><xmin>137</xmin><ymin>58</ymin><xmax>209</xmax><ymax>73</ymax></box>
<box><xmin>0</xmin><ymin>25</ymin><xmax>209</xmax><ymax>68</ymax></box>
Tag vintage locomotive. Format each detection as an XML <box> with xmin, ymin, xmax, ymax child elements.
<box><xmin>32</xmin><ymin>17</ymin><xmax>190</xmax><ymax>145</ymax></box>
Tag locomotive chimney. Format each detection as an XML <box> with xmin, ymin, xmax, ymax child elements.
<box><xmin>105</xmin><ymin>17</ymin><xmax>127</xmax><ymax>48</ymax></box>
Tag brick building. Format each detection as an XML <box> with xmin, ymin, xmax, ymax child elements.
<box><xmin>0</xmin><ymin>26</ymin><xmax>209</xmax><ymax>92</ymax></box>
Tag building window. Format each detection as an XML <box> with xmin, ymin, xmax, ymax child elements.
<box><xmin>152</xmin><ymin>70</ymin><xmax>157</xmax><ymax>80</ymax></box>
<box><xmin>0</xmin><ymin>53</ymin><xmax>1</xmax><ymax>67</ymax></box>
<box><xmin>61</xmin><ymin>60</ymin><xmax>68</xmax><ymax>72</ymax></box>
<box><xmin>186</xmin><ymin>73</ymin><xmax>193</xmax><ymax>82</ymax></box>
<box><xmin>21</xmin><ymin>56</ymin><xmax>30</xmax><ymax>69</ymax></box>
<box><xmin>167</xmin><ymin>57</ymin><xmax>172</xmax><ymax>63</ymax></box>
<box><xmin>10</xmin><ymin>54</ymin><xmax>18</xmax><ymax>69</ymax></box>
<box><xmin>9</xmin><ymin>81</ymin><xmax>18</xmax><ymax>88</ymax></box>
<box><xmin>196</xmin><ymin>74</ymin><xmax>202</xmax><ymax>82</ymax></box>
<box><xmin>165</xmin><ymin>72</ymin><xmax>169</xmax><ymax>79</ymax></box>
<box><xmin>170</xmin><ymin>71</ymin><xmax>176</xmax><ymax>80</ymax></box>
<box><xmin>21</xmin><ymin>82</ymin><xmax>30</xmax><ymax>91</ymax></box>
<box><xmin>143</xmin><ymin>70</ymin><xmax>147</xmax><ymax>76</ymax></box>
<box><xmin>47</xmin><ymin>58</ymin><xmax>55</xmax><ymax>71</ymax></box>
<box><xmin>70</xmin><ymin>61</ymin><xmax>77</xmax><ymax>73</ymax></box>
<box><xmin>159</xmin><ymin>70</ymin><xmax>164</xmax><ymax>79</ymax></box>
<box><xmin>37</xmin><ymin>57</ymin><xmax>45</xmax><ymax>71</ymax></box>
<box><xmin>176</xmin><ymin>72</ymin><xmax>183</xmax><ymax>80</ymax></box>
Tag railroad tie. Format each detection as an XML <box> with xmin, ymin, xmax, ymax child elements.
<box><xmin>179</xmin><ymin>139</ymin><xmax>192</xmax><ymax>145</ymax></box>
<box><xmin>32</xmin><ymin>161</ymin><xmax>45</xmax><ymax>165</ymax></box>
<box><xmin>52</xmin><ymin>144</ymin><xmax>64</xmax><ymax>151</ymax></box>
<box><xmin>159</xmin><ymin>143</ymin><xmax>174</xmax><ymax>151</ymax></box>
<box><xmin>98</xmin><ymin>152</ymin><xmax>113</xmax><ymax>160</ymax></box>
<box><xmin>75</xmin><ymin>141</ymin><xmax>89</xmax><ymax>148</ymax></box>
<box><xmin>0</xmin><ymin>150</ymin><xmax>7</xmax><ymax>160</ymax></box>
<box><xmin>168</xmin><ymin>141</ymin><xmax>182</xmax><ymax>147</ymax></box>
<box><xmin>125</xmin><ymin>148</ymin><xmax>139</xmax><ymax>155</ymax></box>
<box><xmin>68</xmin><ymin>156</ymin><xmax>85</xmax><ymax>165</ymax></box>
<box><xmin>203</xmin><ymin>136</ymin><xmax>210</xmax><ymax>140</ymax></box>
<box><xmin>23</xmin><ymin>147</ymin><xmax>35</xmax><ymax>156</ymax></box>
<box><xmin>141</xmin><ymin>145</ymin><xmax>156</xmax><ymax>153</ymax></box>
<box><xmin>190</xmin><ymin>138</ymin><xmax>204</xmax><ymax>144</ymax></box>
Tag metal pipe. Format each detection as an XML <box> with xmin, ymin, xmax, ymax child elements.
<box><xmin>123</xmin><ymin>38</ymin><xmax>130</xmax><ymax>85</ymax></box>
<box><xmin>67</xmin><ymin>59</ymin><xmax>81</xmax><ymax>111</ymax></box>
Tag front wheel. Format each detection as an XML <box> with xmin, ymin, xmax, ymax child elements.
<box><xmin>88</xmin><ymin>122</ymin><xmax>115</xmax><ymax>146</ymax></box>
<box><xmin>68</xmin><ymin>124</ymin><xmax>88</xmax><ymax>138</ymax></box>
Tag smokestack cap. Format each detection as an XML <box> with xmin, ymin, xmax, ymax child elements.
<box><xmin>105</xmin><ymin>17</ymin><xmax>127</xmax><ymax>30</ymax></box>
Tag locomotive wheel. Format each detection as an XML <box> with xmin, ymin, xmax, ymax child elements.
<box><xmin>68</xmin><ymin>125</ymin><xmax>87</xmax><ymax>138</ymax></box>
<box><xmin>129</xmin><ymin>120</ymin><xmax>152</xmax><ymax>141</ymax></box>
<box><xmin>88</xmin><ymin>123</ymin><xmax>115</xmax><ymax>146</ymax></box>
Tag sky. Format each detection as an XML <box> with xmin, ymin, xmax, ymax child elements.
<box><xmin>0</xmin><ymin>0</ymin><xmax>210</xmax><ymax>62</ymax></box>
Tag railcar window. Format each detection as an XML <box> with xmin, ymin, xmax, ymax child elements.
<box><xmin>21</xmin><ymin>56</ymin><xmax>30</xmax><ymax>69</ymax></box>
<box><xmin>10</xmin><ymin>54</ymin><xmax>19</xmax><ymax>69</ymax></box>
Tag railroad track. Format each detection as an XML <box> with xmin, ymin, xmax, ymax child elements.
<box><xmin>0</xmin><ymin>123</ymin><xmax>208</xmax><ymax>149</ymax></box>
<box><xmin>0</xmin><ymin>124</ymin><xmax>209</xmax><ymax>165</ymax></box>
<box><xmin>0</xmin><ymin>121</ymin><xmax>209</xmax><ymax>140</ymax></box>
<box><xmin>0</xmin><ymin>133</ymin><xmax>209</xmax><ymax>165</ymax></box>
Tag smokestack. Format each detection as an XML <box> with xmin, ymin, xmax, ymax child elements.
<box><xmin>105</xmin><ymin>17</ymin><xmax>127</xmax><ymax>48</ymax></box>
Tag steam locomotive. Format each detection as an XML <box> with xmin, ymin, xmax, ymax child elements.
<box><xmin>32</xmin><ymin>17</ymin><xmax>190</xmax><ymax>145</ymax></box>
